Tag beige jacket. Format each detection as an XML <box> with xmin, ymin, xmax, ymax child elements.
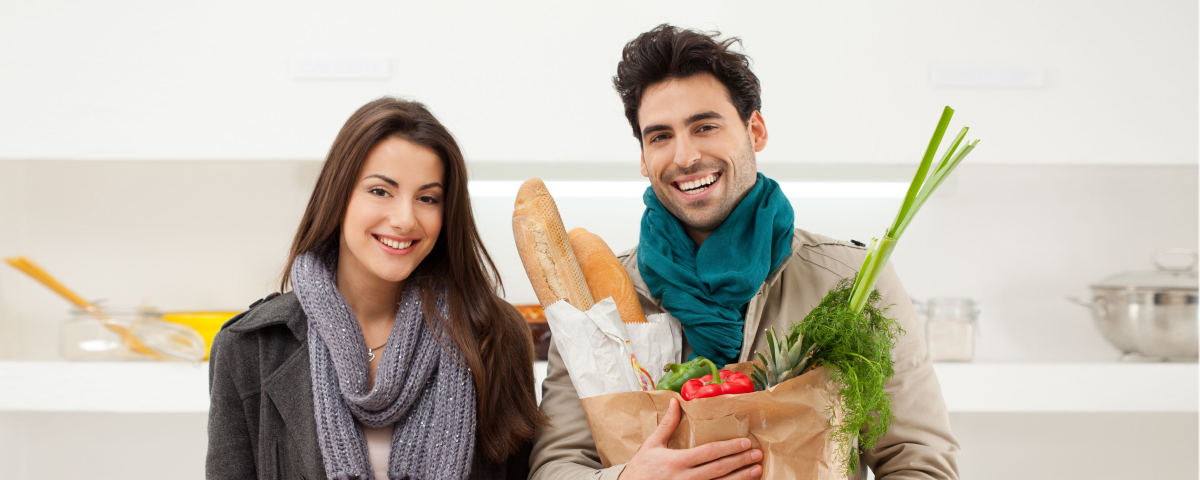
<box><xmin>529</xmin><ymin>228</ymin><xmax>960</xmax><ymax>480</ymax></box>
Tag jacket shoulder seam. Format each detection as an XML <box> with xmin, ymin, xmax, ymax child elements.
<box><xmin>792</xmin><ymin>250</ymin><xmax>848</xmax><ymax>279</ymax></box>
<box><xmin>798</xmin><ymin>243</ymin><xmax>861</xmax><ymax>275</ymax></box>
<box><xmin>801</xmin><ymin>240</ymin><xmax>865</xmax><ymax>251</ymax></box>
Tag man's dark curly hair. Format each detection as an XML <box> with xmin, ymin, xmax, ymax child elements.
<box><xmin>613</xmin><ymin>24</ymin><xmax>762</xmax><ymax>143</ymax></box>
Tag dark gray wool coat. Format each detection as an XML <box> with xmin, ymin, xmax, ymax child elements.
<box><xmin>206</xmin><ymin>292</ymin><xmax>531</xmax><ymax>480</ymax></box>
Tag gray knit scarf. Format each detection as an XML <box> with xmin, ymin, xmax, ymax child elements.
<box><xmin>292</xmin><ymin>251</ymin><xmax>476</xmax><ymax>480</ymax></box>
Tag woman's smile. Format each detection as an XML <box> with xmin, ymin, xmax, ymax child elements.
<box><xmin>372</xmin><ymin>233</ymin><xmax>419</xmax><ymax>254</ymax></box>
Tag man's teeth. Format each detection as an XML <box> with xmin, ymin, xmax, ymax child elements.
<box><xmin>378</xmin><ymin>237</ymin><xmax>413</xmax><ymax>249</ymax></box>
<box><xmin>679</xmin><ymin>173</ymin><xmax>718</xmax><ymax>192</ymax></box>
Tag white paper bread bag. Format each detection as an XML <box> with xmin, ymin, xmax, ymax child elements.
<box><xmin>544</xmin><ymin>297</ymin><xmax>682</xmax><ymax>399</ymax></box>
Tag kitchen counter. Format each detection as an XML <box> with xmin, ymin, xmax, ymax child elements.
<box><xmin>0</xmin><ymin>361</ymin><xmax>1194</xmax><ymax>413</ymax></box>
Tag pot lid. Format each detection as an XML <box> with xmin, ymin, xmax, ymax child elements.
<box><xmin>1092</xmin><ymin>249</ymin><xmax>1198</xmax><ymax>291</ymax></box>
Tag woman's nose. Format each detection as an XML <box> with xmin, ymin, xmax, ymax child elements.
<box><xmin>389</xmin><ymin>201</ymin><xmax>417</xmax><ymax>232</ymax></box>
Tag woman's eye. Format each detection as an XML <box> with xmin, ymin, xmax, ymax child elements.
<box><xmin>419</xmin><ymin>195</ymin><xmax>441</xmax><ymax>205</ymax></box>
<box><xmin>369</xmin><ymin>187</ymin><xmax>389</xmax><ymax>197</ymax></box>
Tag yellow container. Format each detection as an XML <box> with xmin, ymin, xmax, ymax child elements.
<box><xmin>163</xmin><ymin>311</ymin><xmax>240</xmax><ymax>360</ymax></box>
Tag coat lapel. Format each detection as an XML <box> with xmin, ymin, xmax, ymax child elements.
<box><xmin>262</xmin><ymin>341</ymin><xmax>326</xmax><ymax>478</ymax></box>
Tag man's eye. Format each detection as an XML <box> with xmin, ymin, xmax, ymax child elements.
<box><xmin>649</xmin><ymin>133</ymin><xmax>670</xmax><ymax>143</ymax></box>
<box><xmin>697</xmin><ymin>125</ymin><xmax>716</xmax><ymax>133</ymax></box>
<box><xmin>369</xmin><ymin>187</ymin><xmax>389</xmax><ymax>197</ymax></box>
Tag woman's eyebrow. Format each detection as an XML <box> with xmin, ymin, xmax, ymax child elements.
<box><xmin>364</xmin><ymin>174</ymin><xmax>398</xmax><ymax>187</ymax></box>
<box><xmin>419</xmin><ymin>182</ymin><xmax>444</xmax><ymax>191</ymax></box>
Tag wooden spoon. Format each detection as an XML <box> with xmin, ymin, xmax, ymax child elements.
<box><xmin>4</xmin><ymin>256</ymin><xmax>164</xmax><ymax>359</ymax></box>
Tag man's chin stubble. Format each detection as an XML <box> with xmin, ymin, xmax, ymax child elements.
<box><xmin>668</xmin><ymin>198</ymin><xmax>731</xmax><ymax>233</ymax></box>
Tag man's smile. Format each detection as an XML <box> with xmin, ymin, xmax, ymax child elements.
<box><xmin>670</xmin><ymin>171</ymin><xmax>722</xmax><ymax>200</ymax></box>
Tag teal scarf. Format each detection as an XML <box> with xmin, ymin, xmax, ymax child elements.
<box><xmin>638</xmin><ymin>173</ymin><xmax>795</xmax><ymax>367</ymax></box>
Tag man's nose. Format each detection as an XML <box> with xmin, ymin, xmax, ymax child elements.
<box><xmin>673</xmin><ymin>135</ymin><xmax>701</xmax><ymax>169</ymax></box>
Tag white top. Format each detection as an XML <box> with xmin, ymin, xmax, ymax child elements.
<box><xmin>362</xmin><ymin>423</ymin><xmax>395</xmax><ymax>479</ymax></box>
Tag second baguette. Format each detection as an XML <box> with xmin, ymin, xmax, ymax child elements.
<box><xmin>568</xmin><ymin>227</ymin><xmax>647</xmax><ymax>323</ymax></box>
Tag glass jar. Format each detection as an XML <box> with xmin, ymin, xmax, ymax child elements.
<box><xmin>924</xmin><ymin>298</ymin><xmax>978</xmax><ymax>362</ymax></box>
<box><xmin>61</xmin><ymin>307</ymin><xmax>163</xmax><ymax>360</ymax></box>
<box><xmin>61</xmin><ymin>307</ymin><xmax>207</xmax><ymax>361</ymax></box>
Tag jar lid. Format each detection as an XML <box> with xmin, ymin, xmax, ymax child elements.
<box><xmin>1091</xmin><ymin>249</ymin><xmax>1198</xmax><ymax>291</ymax></box>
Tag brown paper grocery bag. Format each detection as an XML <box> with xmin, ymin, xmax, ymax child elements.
<box><xmin>580</xmin><ymin>363</ymin><xmax>847</xmax><ymax>480</ymax></box>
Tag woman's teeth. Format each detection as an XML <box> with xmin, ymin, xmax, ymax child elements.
<box><xmin>377</xmin><ymin>236</ymin><xmax>413</xmax><ymax>250</ymax></box>
<box><xmin>678</xmin><ymin>173</ymin><xmax>718</xmax><ymax>193</ymax></box>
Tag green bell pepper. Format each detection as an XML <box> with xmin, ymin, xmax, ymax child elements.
<box><xmin>656</xmin><ymin>356</ymin><xmax>716</xmax><ymax>392</ymax></box>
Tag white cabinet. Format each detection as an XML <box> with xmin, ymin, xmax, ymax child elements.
<box><xmin>1</xmin><ymin>1</ymin><xmax>1194</xmax><ymax>164</ymax></box>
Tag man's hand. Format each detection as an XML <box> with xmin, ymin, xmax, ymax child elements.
<box><xmin>617</xmin><ymin>398</ymin><xmax>763</xmax><ymax>480</ymax></box>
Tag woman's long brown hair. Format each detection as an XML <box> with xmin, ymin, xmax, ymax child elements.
<box><xmin>282</xmin><ymin>97</ymin><xmax>547</xmax><ymax>462</ymax></box>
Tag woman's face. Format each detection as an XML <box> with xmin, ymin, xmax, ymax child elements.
<box><xmin>339</xmin><ymin>136</ymin><xmax>445</xmax><ymax>286</ymax></box>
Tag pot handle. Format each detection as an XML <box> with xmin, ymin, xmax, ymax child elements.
<box><xmin>1154</xmin><ymin>248</ymin><xmax>1198</xmax><ymax>272</ymax></box>
<box><xmin>1067</xmin><ymin>295</ymin><xmax>1108</xmax><ymax>318</ymax></box>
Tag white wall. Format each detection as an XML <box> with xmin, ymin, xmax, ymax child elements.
<box><xmin>1</xmin><ymin>0</ymin><xmax>1195</xmax><ymax>164</ymax></box>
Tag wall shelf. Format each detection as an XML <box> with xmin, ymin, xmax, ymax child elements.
<box><xmin>0</xmin><ymin>361</ymin><xmax>210</xmax><ymax>413</ymax></box>
<box><xmin>0</xmin><ymin>361</ymin><xmax>1194</xmax><ymax>413</ymax></box>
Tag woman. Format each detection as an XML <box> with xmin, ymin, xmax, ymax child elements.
<box><xmin>207</xmin><ymin>98</ymin><xmax>546</xmax><ymax>480</ymax></box>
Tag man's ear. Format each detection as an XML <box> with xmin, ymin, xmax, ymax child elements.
<box><xmin>749</xmin><ymin>110</ymin><xmax>768</xmax><ymax>153</ymax></box>
<box><xmin>640</xmin><ymin>152</ymin><xmax>649</xmax><ymax>177</ymax></box>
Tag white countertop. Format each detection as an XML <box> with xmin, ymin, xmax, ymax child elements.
<box><xmin>0</xmin><ymin>360</ymin><xmax>1194</xmax><ymax>413</ymax></box>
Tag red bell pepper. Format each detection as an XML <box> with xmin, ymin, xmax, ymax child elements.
<box><xmin>679</xmin><ymin>358</ymin><xmax>755</xmax><ymax>401</ymax></box>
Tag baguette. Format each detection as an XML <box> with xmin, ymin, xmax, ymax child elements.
<box><xmin>512</xmin><ymin>179</ymin><xmax>594</xmax><ymax>311</ymax></box>
<box><xmin>568</xmin><ymin>228</ymin><xmax>647</xmax><ymax>323</ymax></box>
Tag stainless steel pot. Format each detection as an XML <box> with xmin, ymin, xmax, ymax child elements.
<box><xmin>1070</xmin><ymin>249</ymin><xmax>1198</xmax><ymax>361</ymax></box>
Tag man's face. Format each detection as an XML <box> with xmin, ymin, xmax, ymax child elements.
<box><xmin>637</xmin><ymin>73</ymin><xmax>767</xmax><ymax>242</ymax></box>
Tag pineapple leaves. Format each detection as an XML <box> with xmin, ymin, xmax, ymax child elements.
<box><xmin>753</xmin><ymin>327</ymin><xmax>813</xmax><ymax>392</ymax></box>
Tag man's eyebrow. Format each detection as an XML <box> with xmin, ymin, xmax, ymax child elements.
<box><xmin>365</xmin><ymin>174</ymin><xmax>398</xmax><ymax>187</ymax></box>
<box><xmin>641</xmin><ymin>123</ymin><xmax>671</xmax><ymax>138</ymax></box>
<box><xmin>640</xmin><ymin>111</ymin><xmax>726</xmax><ymax>138</ymax></box>
<box><xmin>685</xmin><ymin>111</ymin><xmax>724</xmax><ymax>125</ymax></box>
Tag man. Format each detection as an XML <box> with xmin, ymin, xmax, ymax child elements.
<box><xmin>530</xmin><ymin>25</ymin><xmax>960</xmax><ymax>480</ymax></box>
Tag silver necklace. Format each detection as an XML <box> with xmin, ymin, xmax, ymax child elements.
<box><xmin>367</xmin><ymin>341</ymin><xmax>386</xmax><ymax>361</ymax></box>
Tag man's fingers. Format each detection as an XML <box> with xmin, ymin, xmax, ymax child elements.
<box><xmin>692</xmin><ymin>446</ymin><xmax>761</xmax><ymax>478</ymax></box>
<box><xmin>700</xmin><ymin>451</ymin><xmax>763</xmax><ymax>480</ymax></box>
<box><xmin>644</xmin><ymin>398</ymin><xmax>681</xmax><ymax>447</ymax></box>
<box><xmin>713</xmin><ymin>464</ymin><xmax>764</xmax><ymax>480</ymax></box>
<box><xmin>684</xmin><ymin>438</ymin><xmax>754</xmax><ymax>467</ymax></box>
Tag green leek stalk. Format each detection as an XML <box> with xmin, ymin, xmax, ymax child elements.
<box><xmin>847</xmin><ymin>106</ymin><xmax>979</xmax><ymax>313</ymax></box>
